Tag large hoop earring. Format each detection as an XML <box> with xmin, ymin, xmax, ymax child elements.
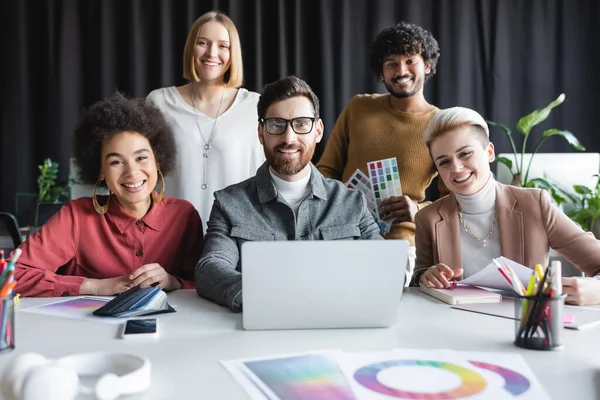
<box><xmin>151</xmin><ymin>170</ymin><xmax>165</xmax><ymax>203</ymax></box>
<box><xmin>92</xmin><ymin>180</ymin><xmax>110</xmax><ymax>214</ymax></box>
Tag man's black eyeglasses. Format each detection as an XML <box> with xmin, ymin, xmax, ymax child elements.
<box><xmin>260</xmin><ymin>117</ymin><xmax>316</xmax><ymax>135</ymax></box>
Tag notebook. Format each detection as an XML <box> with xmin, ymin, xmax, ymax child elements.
<box><xmin>93</xmin><ymin>285</ymin><xmax>175</xmax><ymax>318</ymax></box>
<box><xmin>419</xmin><ymin>284</ymin><xmax>502</xmax><ymax>305</ymax></box>
<box><xmin>241</xmin><ymin>240</ymin><xmax>409</xmax><ymax>330</ymax></box>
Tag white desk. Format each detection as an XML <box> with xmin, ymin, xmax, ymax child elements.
<box><xmin>1</xmin><ymin>289</ymin><xmax>599</xmax><ymax>399</ymax></box>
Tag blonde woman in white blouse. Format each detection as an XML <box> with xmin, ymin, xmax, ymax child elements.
<box><xmin>148</xmin><ymin>11</ymin><xmax>265</xmax><ymax>233</ymax></box>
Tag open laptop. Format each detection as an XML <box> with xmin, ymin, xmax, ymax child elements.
<box><xmin>242</xmin><ymin>240</ymin><xmax>408</xmax><ymax>330</ymax></box>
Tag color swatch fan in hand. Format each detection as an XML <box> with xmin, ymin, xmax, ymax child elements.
<box><xmin>345</xmin><ymin>169</ymin><xmax>378</xmax><ymax>220</ymax></box>
<box><xmin>368</xmin><ymin>158</ymin><xmax>402</xmax><ymax>234</ymax></box>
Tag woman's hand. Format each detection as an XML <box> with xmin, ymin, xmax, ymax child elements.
<box><xmin>562</xmin><ymin>277</ymin><xmax>600</xmax><ymax>306</ymax></box>
<box><xmin>420</xmin><ymin>264</ymin><xmax>463</xmax><ymax>289</ymax></box>
<box><xmin>80</xmin><ymin>275</ymin><xmax>133</xmax><ymax>296</ymax></box>
<box><xmin>129</xmin><ymin>263</ymin><xmax>181</xmax><ymax>291</ymax></box>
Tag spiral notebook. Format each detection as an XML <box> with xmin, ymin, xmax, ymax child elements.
<box><xmin>419</xmin><ymin>284</ymin><xmax>502</xmax><ymax>305</ymax></box>
<box><xmin>93</xmin><ymin>284</ymin><xmax>175</xmax><ymax>317</ymax></box>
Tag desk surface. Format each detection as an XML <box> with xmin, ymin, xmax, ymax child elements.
<box><xmin>1</xmin><ymin>289</ymin><xmax>599</xmax><ymax>399</ymax></box>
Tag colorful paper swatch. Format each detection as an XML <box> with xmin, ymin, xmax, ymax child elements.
<box><xmin>345</xmin><ymin>169</ymin><xmax>378</xmax><ymax>220</ymax></box>
<box><xmin>223</xmin><ymin>349</ymin><xmax>549</xmax><ymax>400</ymax></box>
<box><xmin>367</xmin><ymin>158</ymin><xmax>402</xmax><ymax>234</ymax></box>
<box><xmin>222</xmin><ymin>351</ymin><xmax>355</xmax><ymax>400</ymax></box>
<box><xmin>337</xmin><ymin>349</ymin><xmax>548</xmax><ymax>399</ymax></box>
<box><xmin>368</xmin><ymin>157</ymin><xmax>402</xmax><ymax>203</ymax></box>
<box><xmin>354</xmin><ymin>359</ymin><xmax>487</xmax><ymax>398</ymax></box>
<box><xmin>21</xmin><ymin>296</ymin><xmax>120</xmax><ymax>323</ymax></box>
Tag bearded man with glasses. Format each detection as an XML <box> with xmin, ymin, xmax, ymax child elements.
<box><xmin>195</xmin><ymin>76</ymin><xmax>382</xmax><ymax>312</ymax></box>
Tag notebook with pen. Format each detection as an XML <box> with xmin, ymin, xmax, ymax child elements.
<box><xmin>419</xmin><ymin>284</ymin><xmax>502</xmax><ymax>305</ymax></box>
<box><xmin>93</xmin><ymin>285</ymin><xmax>175</xmax><ymax>318</ymax></box>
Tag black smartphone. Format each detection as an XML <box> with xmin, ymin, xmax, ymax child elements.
<box><xmin>121</xmin><ymin>318</ymin><xmax>158</xmax><ymax>339</ymax></box>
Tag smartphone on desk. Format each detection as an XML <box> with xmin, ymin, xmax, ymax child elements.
<box><xmin>121</xmin><ymin>318</ymin><xmax>158</xmax><ymax>339</ymax></box>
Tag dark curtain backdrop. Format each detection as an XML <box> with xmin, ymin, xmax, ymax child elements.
<box><xmin>2</xmin><ymin>0</ymin><xmax>600</xmax><ymax>217</ymax></box>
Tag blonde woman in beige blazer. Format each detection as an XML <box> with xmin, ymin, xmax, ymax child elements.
<box><xmin>413</xmin><ymin>107</ymin><xmax>600</xmax><ymax>306</ymax></box>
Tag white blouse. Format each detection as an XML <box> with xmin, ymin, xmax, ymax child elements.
<box><xmin>147</xmin><ymin>87</ymin><xmax>266</xmax><ymax>233</ymax></box>
<box><xmin>455</xmin><ymin>175</ymin><xmax>502</xmax><ymax>277</ymax></box>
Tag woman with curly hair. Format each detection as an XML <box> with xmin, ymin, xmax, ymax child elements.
<box><xmin>13</xmin><ymin>92</ymin><xmax>204</xmax><ymax>297</ymax></box>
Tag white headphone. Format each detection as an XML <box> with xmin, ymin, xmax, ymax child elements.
<box><xmin>0</xmin><ymin>352</ymin><xmax>151</xmax><ymax>400</ymax></box>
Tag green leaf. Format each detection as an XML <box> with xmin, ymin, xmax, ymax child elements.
<box><xmin>516</xmin><ymin>93</ymin><xmax>565</xmax><ymax>136</ymax></box>
<box><xmin>541</xmin><ymin>129</ymin><xmax>585</xmax><ymax>151</ymax></box>
<box><xmin>495</xmin><ymin>156</ymin><xmax>513</xmax><ymax>170</ymax></box>
<box><xmin>486</xmin><ymin>121</ymin><xmax>512</xmax><ymax>137</ymax></box>
<box><xmin>573</xmin><ymin>185</ymin><xmax>592</xmax><ymax>195</ymax></box>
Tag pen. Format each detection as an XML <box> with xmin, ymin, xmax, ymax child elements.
<box><xmin>497</xmin><ymin>267</ymin><xmax>514</xmax><ymax>287</ymax></box>
<box><xmin>5</xmin><ymin>248</ymin><xmax>21</xmax><ymax>271</ymax></box>
<box><xmin>0</xmin><ymin>249</ymin><xmax>21</xmax><ymax>289</ymax></box>
<box><xmin>551</xmin><ymin>260</ymin><xmax>562</xmax><ymax>296</ymax></box>
<box><xmin>504</xmin><ymin>263</ymin><xmax>526</xmax><ymax>295</ymax></box>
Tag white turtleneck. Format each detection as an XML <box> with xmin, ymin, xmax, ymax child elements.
<box><xmin>455</xmin><ymin>174</ymin><xmax>502</xmax><ymax>278</ymax></box>
<box><xmin>269</xmin><ymin>168</ymin><xmax>312</xmax><ymax>215</ymax></box>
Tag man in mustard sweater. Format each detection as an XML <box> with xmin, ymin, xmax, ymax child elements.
<box><xmin>317</xmin><ymin>22</ymin><xmax>443</xmax><ymax>283</ymax></box>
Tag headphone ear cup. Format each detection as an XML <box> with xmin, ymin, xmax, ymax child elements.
<box><xmin>21</xmin><ymin>363</ymin><xmax>79</xmax><ymax>400</ymax></box>
<box><xmin>0</xmin><ymin>353</ymin><xmax>48</xmax><ymax>400</ymax></box>
<box><xmin>95</xmin><ymin>373</ymin><xmax>122</xmax><ymax>400</ymax></box>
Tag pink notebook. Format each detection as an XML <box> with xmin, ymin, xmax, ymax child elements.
<box><xmin>419</xmin><ymin>284</ymin><xmax>502</xmax><ymax>305</ymax></box>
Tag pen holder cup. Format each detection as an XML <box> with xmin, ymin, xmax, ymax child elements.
<box><xmin>514</xmin><ymin>294</ymin><xmax>565</xmax><ymax>351</ymax></box>
<box><xmin>0</xmin><ymin>295</ymin><xmax>15</xmax><ymax>353</ymax></box>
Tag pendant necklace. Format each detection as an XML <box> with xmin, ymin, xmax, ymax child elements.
<box><xmin>190</xmin><ymin>85</ymin><xmax>225</xmax><ymax>190</ymax></box>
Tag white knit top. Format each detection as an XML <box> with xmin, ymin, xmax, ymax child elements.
<box><xmin>455</xmin><ymin>175</ymin><xmax>502</xmax><ymax>277</ymax></box>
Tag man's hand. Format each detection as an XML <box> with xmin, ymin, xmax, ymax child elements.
<box><xmin>129</xmin><ymin>263</ymin><xmax>181</xmax><ymax>291</ymax></box>
<box><xmin>420</xmin><ymin>264</ymin><xmax>464</xmax><ymax>289</ymax></box>
<box><xmin>379</xmin><ymin>195</ymin><xmax>419</xmax><ymax>223</ymax></box>
<box><xmin>562</xmin><ymin>277</ymin><xmax>600</xmax><ymax>306</ymax></box>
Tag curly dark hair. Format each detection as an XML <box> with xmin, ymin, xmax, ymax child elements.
<box><xmin>72</xmin><ymin>91</ymin><xmax>176</xmax><ymax>185</ymax></box>
<box><xmin>369</xmin><ymin>21</ymin><xmax>440</xmax><ymax>81</ymax></box>
<box><xmin>257</xmin><ymin>76</ymin><xmax>320</xmax><ymax>120</ymax></box>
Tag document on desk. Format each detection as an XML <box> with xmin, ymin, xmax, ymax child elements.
<box><xmin>222</xmin><ymin>348</ymin><xmax>550</xmax><ymax>399</ymax></box>
<box><xmin>20</xmin><ymin>296</ymin><xmax>122</xmax><ymax>324</ymax></box>
<box><xmin>221</xmin><ymin>350</ymin><xmax>352</xmax><ymax>400</ymax></box>
<box><xmin>460</xmin><ymin>256</ymin><xmax>532</xmax><ymax>291</ymax></box>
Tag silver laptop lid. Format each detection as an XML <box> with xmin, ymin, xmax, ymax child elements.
<box><xmin>242</xmin><ymin>240</ymin><xmax>408</xmax><ymax>330</ymax></box>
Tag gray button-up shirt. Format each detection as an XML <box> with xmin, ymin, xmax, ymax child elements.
<box><xmin>195</xmin><ymin>162</ymin><xmax>382</xmax><ymax>312</ymax></box>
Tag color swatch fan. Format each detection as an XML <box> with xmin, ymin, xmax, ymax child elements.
<box><xmin>345</xmin><ymin>169</ymin><xmax>378</xmax><ymax>220</ymax></box>
<box><xmin>367</xmin><ymin>158</ymin><xmax>402</xmax><ymax>234</ymax></box>
<box><xmin>93</xmin><ymin>285</ymin><xmax>175</xmax><ymax>317</ymax></box>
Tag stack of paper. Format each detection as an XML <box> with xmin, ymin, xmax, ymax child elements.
<box><xmin>222</xmin><ymin>348</ymin><xmax>549</xmax><ymax>399</ymax></box>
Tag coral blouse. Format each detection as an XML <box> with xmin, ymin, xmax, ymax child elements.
<box><xmin>14</xmin><ymin>196</ymin><xmax>204</xmax><ymax>297</ymax></box>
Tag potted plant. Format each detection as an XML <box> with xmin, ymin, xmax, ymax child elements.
<box><xmin>487</xmin><ymin>93</ymin><xmax>586</xmax><ymax>206</ymax></box>
<box><xmin>565</xmin><ymin>174</ymin><xmax>600</xmax><ymax>238</ymax></box>
<box><xmin>34</xmin><ymin>158</ymin><xmax>72</xmax><ymax>227</ymax></box>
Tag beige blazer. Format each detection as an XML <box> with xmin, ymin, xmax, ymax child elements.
<box><xmin>414</xmin><ymin>181</ymin><xmax>600</xmax><ymax>278</ymax></box>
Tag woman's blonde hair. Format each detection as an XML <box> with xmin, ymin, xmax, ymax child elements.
<box><xmin>423</xmin><ymin>107</ymin><xmax>489</xmax><ymax>148</ymax></box>
<box><xmin>182</xmin><ymin>11</ymin><xmax>244</xmax><ymax>87</ymax></box>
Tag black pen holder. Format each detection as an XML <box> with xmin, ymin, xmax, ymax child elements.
<box><xmin>514</xmin><ymin>294</ymin><xmax>565</xmax><ymax>351</ymax></box>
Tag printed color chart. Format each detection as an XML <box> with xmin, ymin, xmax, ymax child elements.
<box><xmin>368</xmin><ymin>158</ymin><xmax>402</xmax><ymax>204</ymax></box>
<box><xmin>368</xmin><ymin>158</ymin><xmax>402</xmax><ymax>234</ymax></box>
<box><xmin>345</xmin><ymin>169</ymin><xmax>378</xmax><ymax>220</ymax></box>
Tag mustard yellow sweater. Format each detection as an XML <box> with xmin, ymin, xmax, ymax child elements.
<box><xmin>317</xmin><ymin>93</ymin><xmax>440</xmax><ymax>245</ymax></box>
